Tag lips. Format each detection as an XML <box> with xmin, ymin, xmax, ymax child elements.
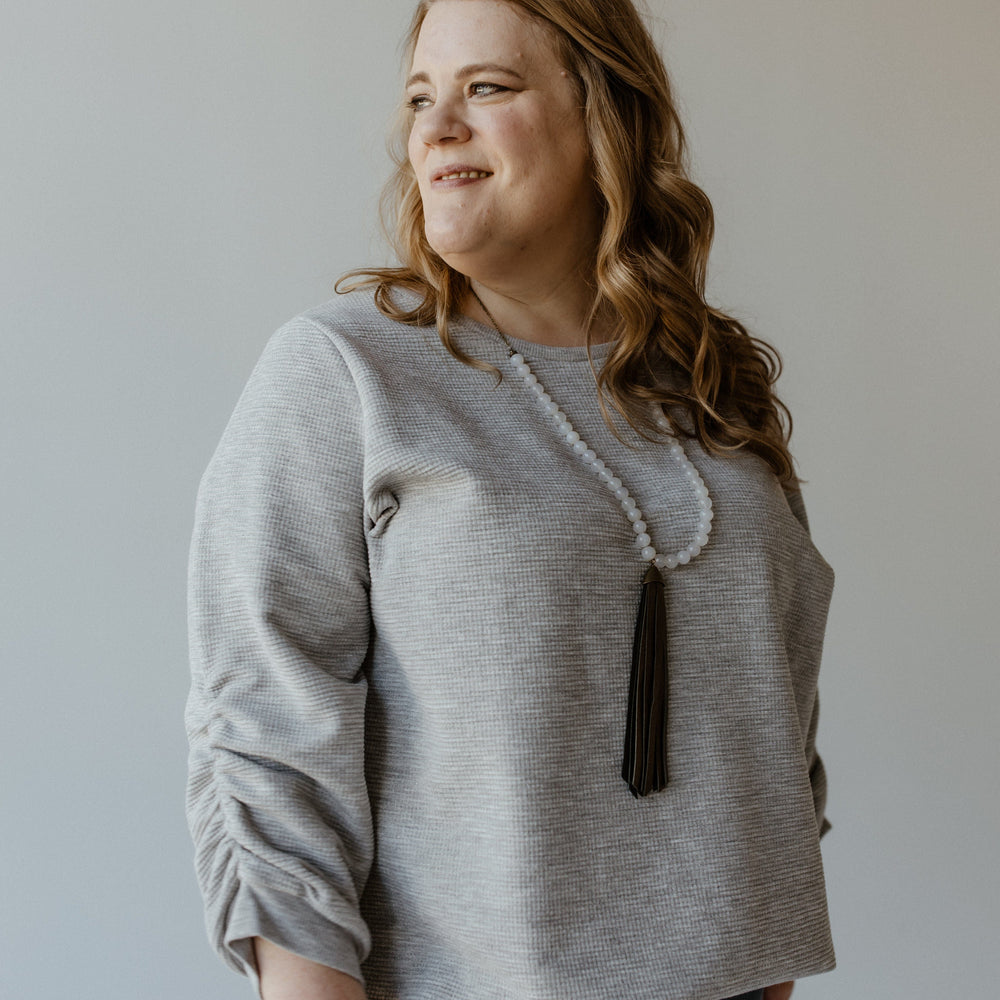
<box><xmin>431</xmin><ymin>163</ymin><xmax>494</xmax><ymax>183</ymax></box>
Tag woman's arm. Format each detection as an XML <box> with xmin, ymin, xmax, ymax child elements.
<box><xmin>764</xmin><ymin>982</ymin><xmax>794</xmax><ymax>1000</ymax></box>
<box><xmin>253</xmin><ymin>938</ymin><xmax>367</xmax><ymax>1000</ymax></box>
<box><xmin>186</xmin><ymin>318</ymin><xmax>375</xmax><ymax>986</ymax></box>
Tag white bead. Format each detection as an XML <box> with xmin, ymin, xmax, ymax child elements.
<box><xmin>544</xmin><ymin>402</ymin><xmax>559</xmax><ymax>414</ymax></box>
<box><xmin>524</xmin><ymin>373</ymin><xmax>538</xmax><ymax>386</ymax></box>
<box><xmin>510</xmin><ymin>353</ymin><xmax>524</xmax><ymax>365</ymax></box>
<box><xmin>553</xmin><ymin>410</ymin><xmax>566</xmax><ymax>423</ymax></box>
<box><xmin>614</xmin><ymin>486</ymin><xmax>629</xmax><ymax>500</ymax></box>
<box><xmin>669</xmin><ymin>444</ymin><xmax>683</xmax><ymax>458</ymax></box>
<box><xmin>653</xmin><ymin>555</ymin><xmax>668</xmax><ymax>569</ymax></box>
<box><xmin>664</xmin><ymin>554</ymin><xmax>679</xmax><ymax>569</ymax></box>
<box><xmin>608</xmin><ymin>477</ymin><xmax>622</xmax><ymax>490</ymax></box>
<box><xmin>677</xmin><ymin>550</ymin><xmax>691</xmax><ymax>565</ymax></box>
<box><xmin>635</xmin><ymin>532</ymin><xmax>651</xmax><ymax>547</ymax></box>
<box><xmin>598</xmin><ymin>469</ymin><xmax>613</xmax><ymax>482</ymax></box>
<box><xmin>631</xmin><ymin>519</ymin><xmax>646</xmax><ymax>532</ymax></box>
<box><xmin>694</xmin><ymin>485</ymin><xmax>708</xmax><ymax>499</ymax></box>
<box><xmin>515</xmin><ymin>363</ymin><xmax>530</xmax><ymax>376</ymax></box>
<box><xmin>572</xmin><ymin>441</ymin><xmax>587</xmax><ymax>455</ymax></box>
<box><xmin>531</xmin><ymin>382</ymin><xmax>546</xmax><ymax>396</ymax></box>
<box><xmin>621</xmin><ymin>497</ymin><xmax>637</xmax><ymax>511</ymax></box>
<box><xmin>686</xmin><ymin>544</ymin><xmax>701</xmax><ymax>558</ymax></box>
<box><xmin>565</xmin><ymin>430</ymin><xmax>580</xmax><ymax>444</ymax></box>
<box><xmin>591</xmin><ymin>459</ymin><xmax>605</xmax><ymax>472</ymax></box>
<box><xmin>582</xmin><ymin>449</ymin><xmax>596</xmax><ymax>463</ymax></box>
<box><xmin>694</xmin><ymin>533</ymin><xmax>709</xmax><ymax>547</ymax></box>
<box><xmin>640</xmin><ymin>546</ymin><xmax>656</xmax><ymax>561</ymax></box>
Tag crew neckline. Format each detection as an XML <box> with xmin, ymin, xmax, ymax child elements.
<box><xmin>457</xmin><ymin>314</ymin><xmax>614</xmax><ymax>364</ymax></box>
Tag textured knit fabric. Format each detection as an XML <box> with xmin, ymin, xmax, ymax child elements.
<box><xmin>185</xmin><ymin>290</ymin><xmax>836</xmax><ymax>1000</ymax></box>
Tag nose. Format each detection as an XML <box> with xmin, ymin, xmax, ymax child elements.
<box><xmin>413</xmin><ymin>96</ymin><xmax>472</xmax><ymax>147</ymax></box>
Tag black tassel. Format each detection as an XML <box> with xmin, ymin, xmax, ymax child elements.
<box><xmin>622</xmin><ymin>564</ymin><xmax>669</xmax><ymax>797</ymax></box>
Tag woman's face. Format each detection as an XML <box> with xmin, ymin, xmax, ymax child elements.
<box><xmin>406</xmin><ymin>0</ymin><xmax>600</xmax><ymax>279</ymax></box>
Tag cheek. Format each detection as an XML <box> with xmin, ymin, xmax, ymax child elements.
<box><xmin>407</xmin><ymin>128</ymin><xmax>421</xmax><ymax>169</ymax></box>
<box><xmin>488</xmin><ymin>105</ymin><xmax>540</xmax><ymax>151</ymax></box>
<box><xmin>550</xmin><ymin>117</ymin><xmax>591</xmax><ymax>177</ymax></box>
<box><xmin>500</xmin><ymin>109</ymin><xmax>587</xmax><ymax>179</ymax></box>
<box><xmin>494</xmin><ymin>119</ymin><xmax>550</xmax><ymax>180</ymax></box>
<box><xmin>407</xmin><ymin>134</ymin><xmax>432</xmax><ymax>205</ymax></box>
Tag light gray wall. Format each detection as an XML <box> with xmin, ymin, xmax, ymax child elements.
<box><xmin>2</xmin><ymin>1</ymin><xmax>996</xmax><ymax>998</ymax></box>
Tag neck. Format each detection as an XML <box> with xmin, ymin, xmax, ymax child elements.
<box><xmin>463</xmin><ymin>271</ymin><xmax>614</xmax><ymax>349</ymax></box>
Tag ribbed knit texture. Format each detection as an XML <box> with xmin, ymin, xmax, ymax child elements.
<box><xmin>185</xmin><ymin>290</ymin><xmax>835</xmax><ymax>1000</ymax></box>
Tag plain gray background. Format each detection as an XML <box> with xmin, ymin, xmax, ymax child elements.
<box><xmin>2</xmin><ymin>0</ymin><xmax>997</xmax><ymax>997</ymax></box>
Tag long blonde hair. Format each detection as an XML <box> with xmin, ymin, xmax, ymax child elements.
<box><xmin>339</xmin><ymin>0</ymin><xmax>798</xmax><ymax>486</ymax></box>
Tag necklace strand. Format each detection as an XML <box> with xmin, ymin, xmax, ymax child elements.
<box><xmin>471</xmin><ymin>291</ymin><xmax>714</xmax><ymax>570</ymax></box>
<box><xmin>469</xmin><ymin>288</ymin><xmax>712</xmax><ymax>796</ymax></box>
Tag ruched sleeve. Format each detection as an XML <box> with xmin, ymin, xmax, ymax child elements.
<box><xmin>184</xmin><ymin>317</ymin><xmax>373</xmax><ymax>993</ymax></box>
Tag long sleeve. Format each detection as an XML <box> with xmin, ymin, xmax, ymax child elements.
<box><xmin>805</xmin><ymin>694</ymin><xmax>831</xmax><ymax>838</ymax></box>
<box><xmin>785</xmin><ymin>486</ymin><xmax>832</xmax><ymax>839</ymax></box>
<box><xmin>184</xmin><ymin>317</ymin><xmax>374</xmax><ymax>992</ymax></box>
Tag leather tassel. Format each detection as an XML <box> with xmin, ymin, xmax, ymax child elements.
<box><xmin>622</xmin><ymin>564</ymin><xmax>669</xmax><ymax>797</ymax></box>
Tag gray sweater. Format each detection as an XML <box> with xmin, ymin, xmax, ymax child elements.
<box><xmin>185</xmin><ymin>290</ymin><xmax>835</xmax><ymax>1000</ymax></box>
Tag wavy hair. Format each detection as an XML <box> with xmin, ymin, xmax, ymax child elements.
<box><xmin>338</xmin><ymin>0</ymin><xmax>799</xmax><ymax>486</ymax></box>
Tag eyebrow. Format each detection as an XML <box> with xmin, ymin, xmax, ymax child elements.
<box><xmin>405</xmin><ymin>63</ymin><xmax>526</xmax><ymax>89</ymax></box>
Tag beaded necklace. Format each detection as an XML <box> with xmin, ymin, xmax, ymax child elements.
<box><xmin>470</xmin><ymin>290</ymin><xmax>713</xmax><ymax>797</ymax></box>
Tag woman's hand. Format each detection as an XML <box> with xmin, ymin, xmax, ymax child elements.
<box><xmin>763</xmin><ymin>982</ymin><xmax>795</xmax><ymax>1000</ymax></box>
<box><xmin>253</xmin><ymin>937</ymin><xmax>367</xmax><ymax>1000</ymax></box>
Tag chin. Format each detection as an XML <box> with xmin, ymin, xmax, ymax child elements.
<box><xmin>424</xmin><ymin>227</ymin><xmax>487</xmax><ymax>263</ymax></box>
<box><xmin>422</xmin><ymin>203</ymin><xmax>495</xmax><ymax>256</ymax></box>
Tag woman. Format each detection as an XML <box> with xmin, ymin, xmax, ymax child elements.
<box><xmin>185</xmin><ymin>2</ymin><xmax>835</xmax><ymax>999</ymax></box>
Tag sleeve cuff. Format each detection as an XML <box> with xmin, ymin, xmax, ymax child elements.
<box><xmin>224</xmin><ymin>880</ymin><xmax>366</xmax><ymax>997</ymax></box>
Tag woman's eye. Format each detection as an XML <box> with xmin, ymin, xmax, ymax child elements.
<box><xmin>406</xmin><ymin>95</ymin><xmax>432</xmax><ymax>112</ymax></box>
<box><xmin>469</xmin><ymin>82</ymin><xmax>506</xmax><ymax>97</ymax></box>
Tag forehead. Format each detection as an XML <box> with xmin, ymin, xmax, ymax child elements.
<box><xmin>411</xmin><ymin>0</ymin><xmax>563</xmax><ymax>74</ymax></box>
